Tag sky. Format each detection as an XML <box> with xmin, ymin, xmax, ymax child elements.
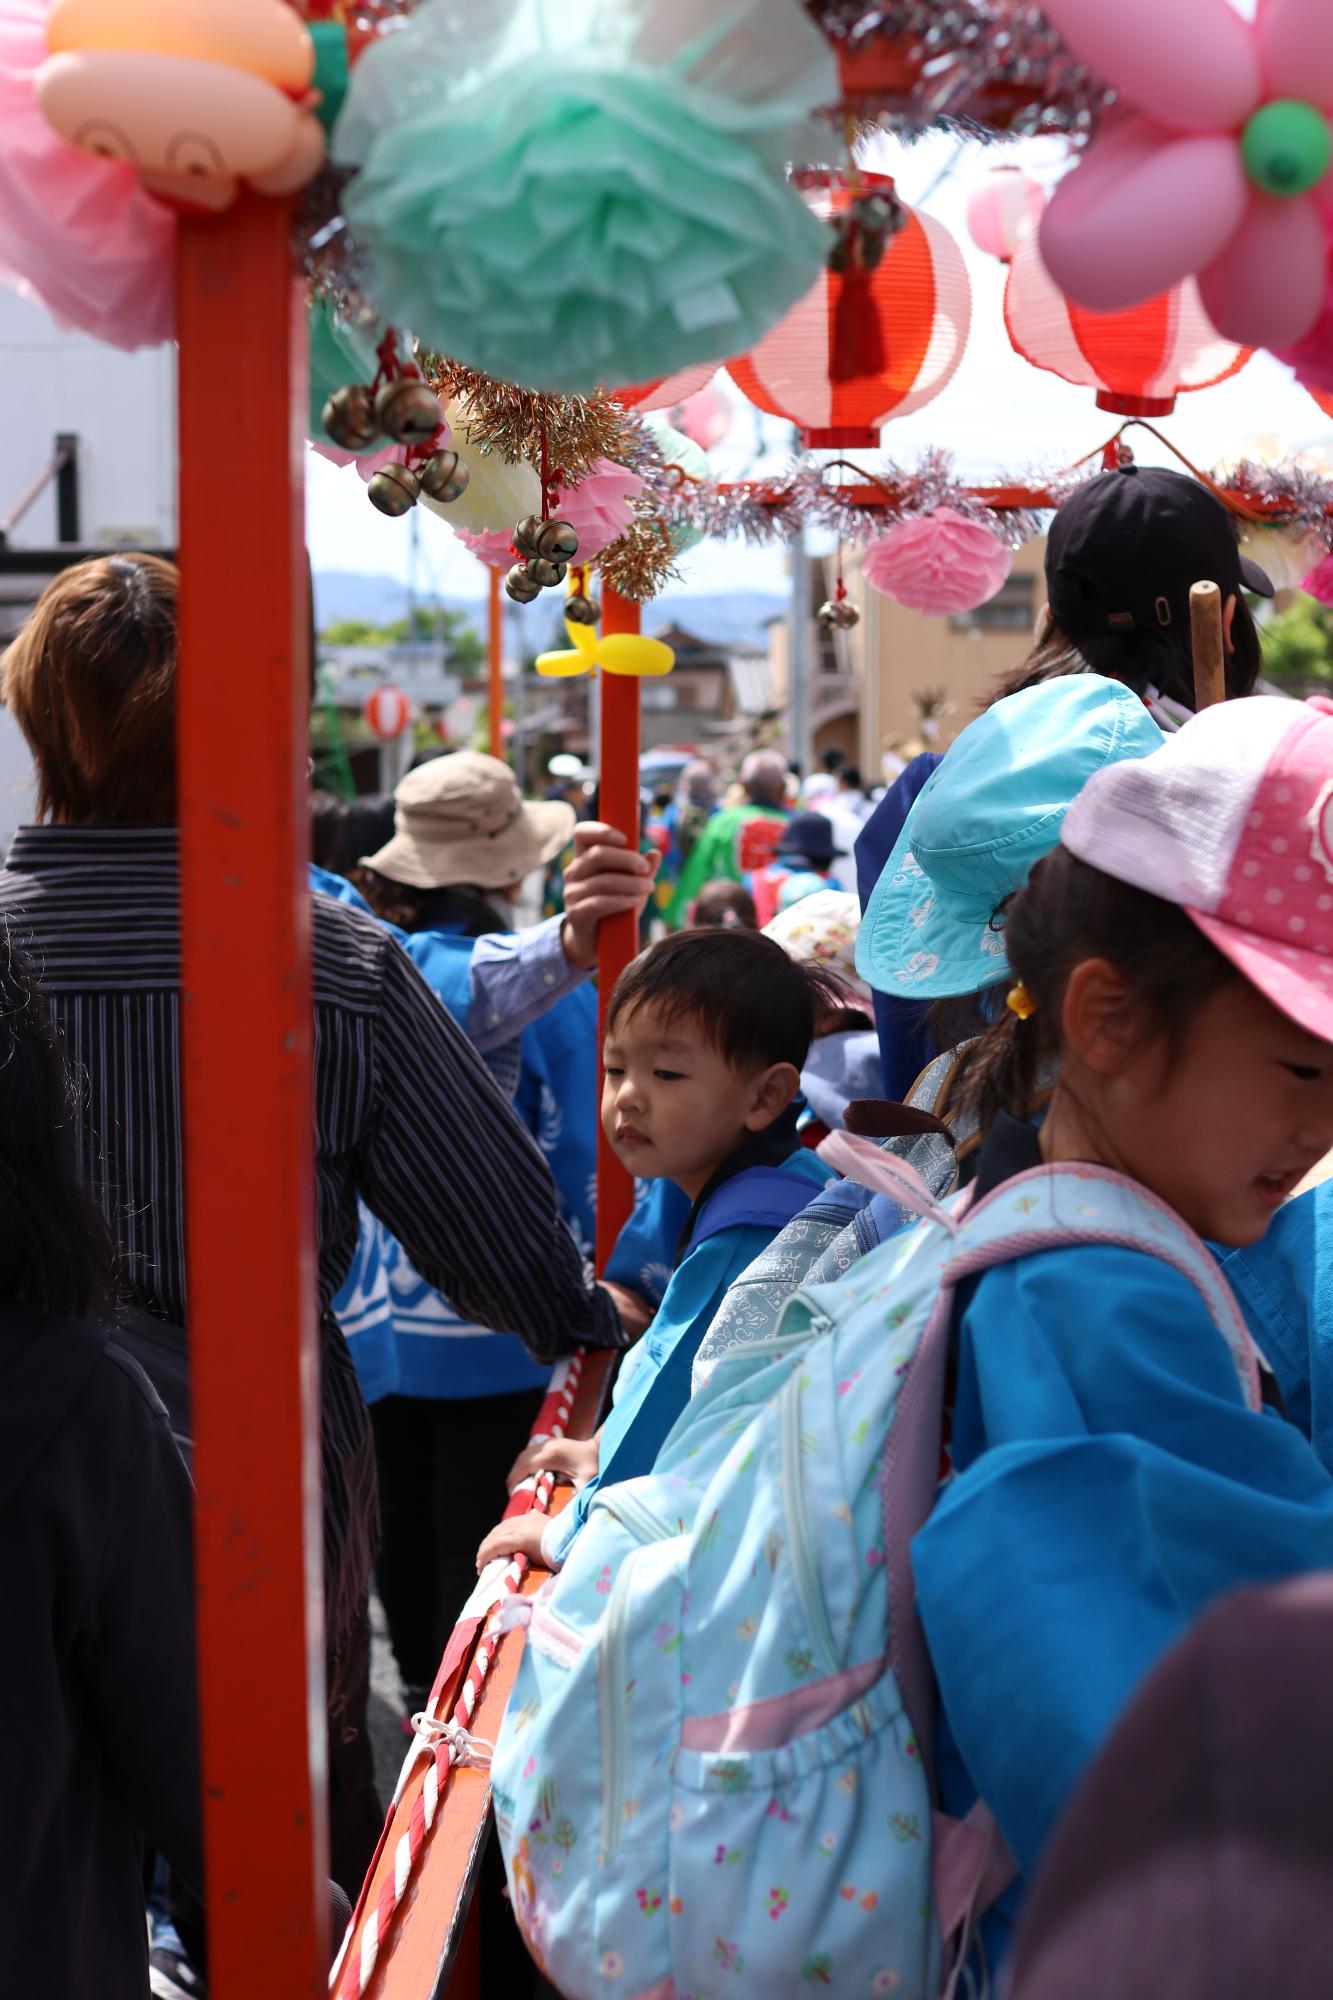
<box><xmin>304</xmin><ymin>127</ymin><xmax>1333</xmax><ymax>603</ymax></box>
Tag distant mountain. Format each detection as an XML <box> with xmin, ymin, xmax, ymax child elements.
<box><xmin>314</xmin><ymin>569</ymin><xmax>786</xmax><ymax>655</ymax></box>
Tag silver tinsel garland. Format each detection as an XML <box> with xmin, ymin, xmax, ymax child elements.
<box><xmin>1220</xmin><ymin>458</ymin><xmax>1333</xmax><ymax>543</ymax></box>
<box><xmin>807</xmin><ymin>0</ymin><xmax>1114</xmax><ymax>137</ymax></box>
<box><xmin>650</xmin><ymin>448</ymin><xmax>1057</xmax><ymax>549</ymax></box>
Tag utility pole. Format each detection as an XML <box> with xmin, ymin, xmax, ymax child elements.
<box><xmin>787</xmin><ymin>527</ymin><xmax>810</xmax><ymax>778</ymax></box>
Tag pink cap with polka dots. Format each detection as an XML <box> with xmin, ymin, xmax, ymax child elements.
<box><xmin>1061</xmin><ymin>696</ymin><xmax>1333</xmax><ymax>1043</ymax></box>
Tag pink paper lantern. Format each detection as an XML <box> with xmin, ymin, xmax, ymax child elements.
<box><xmin>966</xmin><ymin>167</ymin><xmax>1044</xmax><ymax>263</ymax></box>
<box><xmin>676</xmin><ymin>384</ymin><xmax>731</xmax><ymax>451</ymax></box>
<box><xmin>863</xmin><ymin>508</ymin><xmax>1012</xmax><ymax>617</ymax></box>
<box><xmin>0</xmin><ymin>0</ymin><xmax>174</xmax><ymax>349</ymax></box>
<box><xmin>364</xmin><ymin>686</ymin><xmax>413</xmax><ymax>741</ymax></box>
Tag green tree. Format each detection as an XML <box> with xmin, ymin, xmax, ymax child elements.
<box><xmin>320</xmin><ymin>617</ymin><xmax>381</xmax><ymax>646</ymax></box>
<box><xmin>320</xmin><ymin>606</ymin><xmax>486</xmax><ymax>676</ymax></box>
<box><xmin>1260</xmin><ymin>595</ymin><xmax>1333</xmax><ymax>693</ymax></box>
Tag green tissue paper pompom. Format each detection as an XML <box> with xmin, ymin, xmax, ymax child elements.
<box><xmin>308</xmin><ymin>299</ymin><xmax>379</xmax><ymax>453</ymax></box>
<box><xmin>333</xmin><ymin>0</ymin><xmax>838</xmax><ymax>395</ymax></box>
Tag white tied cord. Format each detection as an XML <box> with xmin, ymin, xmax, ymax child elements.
<box><xmin>410</xmin><ymin>1712</ymin><xmax>494</xmax><ymax>1773</ymax></box>
<box><xmin>497</xmin><ymin>1595</ymin><xmax>536</xmax><ymax>1635</ymax></box>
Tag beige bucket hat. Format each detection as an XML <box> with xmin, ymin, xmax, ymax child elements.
<box><xmin>361</xmin><ymin>751</ymin><xmax>576</xmax><ymax>891</ymax></box>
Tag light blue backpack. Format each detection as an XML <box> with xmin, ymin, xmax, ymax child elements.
<box><xmin>492</xmin><ymin>1137</ymin><xmax>1261</xmax><ymax>2000</ymax></box>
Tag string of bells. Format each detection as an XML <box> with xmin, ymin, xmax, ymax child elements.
<box><xmin>323</xmin><ymin>372</ymin><xmax>471</xmax><ymax>518</ymax></box>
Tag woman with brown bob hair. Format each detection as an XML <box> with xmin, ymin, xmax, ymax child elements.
<box><xmin>3</xmin><ymin>552</ymin><xmax>179</xmax><ymax>824</ymax></box>
<box><xmin>0</xmin><ymin>551</ymin><xmax>644</xmax><ymax>1971</ymax></box>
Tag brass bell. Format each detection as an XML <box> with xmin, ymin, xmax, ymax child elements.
<box><xmin>565</xmin><ymin>592</ymin><xmax>600</xmax><ymax>625</ymax></box>
<box><xmin>525</xmin><ymin>556</ymin><xmax>567</xmax><ymax>589</ymax></box>
<box><xmin>417</xmin><ymin>450</ymin><xmax>470</xmax><ymax>503</ymax></box>
<box><xmin>322</xmin><ymin>382</ymin><xmax>380</xmax><ymax>452</ymax></box>
<box><xmin>818</xmin><ymin>597</ymin><xmax>860</xmax><ymax>629</ymax></box>
<box><xmin>368</xmin><ymin>462</ymin><xmax>421</xmax><ymax>517</ymax></box>
<box><xmin>506</xmin><ymin>563</ymin><xmax>541</xmax><ymax>604</ymax></box>
<box><xmin>535</xmin><ymin>519</ymin><xmax>579</xmax><ymax>563</ymax></box>
<box><xmin>512</xmin><ymin>515</ymin><xmax>545</xmax><ymax>556</ymax></box>
<box><xmin>374</xmin><ymin>377</ymin><xmax>444</xmax><ymax>447</ymax></box>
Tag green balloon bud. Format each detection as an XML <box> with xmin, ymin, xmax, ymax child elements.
<box><xmin>1241</xmin><ymin>99</ymin><xmax>1332</xmax><ymax>198</ymax></box>
<box><xmin>309</xmin><ymin>21</ymin><xmax>350</xmax><ymax>138</ymax></box>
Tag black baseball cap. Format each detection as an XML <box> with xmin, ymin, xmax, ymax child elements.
<box><xmin>1046</xmin><ymin>466</ymin><xmax>1274</xmax><ymax>645</ymax></box>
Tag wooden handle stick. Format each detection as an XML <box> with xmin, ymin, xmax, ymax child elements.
<box><xmin>1190</xmin><ymin>578</ymin><xmax>1226</xmax><ymax>710</ymax></box>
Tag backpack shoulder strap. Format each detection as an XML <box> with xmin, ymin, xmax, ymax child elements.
<box><xmin>819</xmin><ymin>1126</ymin><xmax>963</xmax><ymax>1234</ymax></box>
<box><xmin>690</xmin><ymin>1166</ymin><xmax>824</xmax><ymax>1247</ymax></box>
<box><xmin>879</xmin><ymin>1161</ymin><xmax>1262</xmax><ymax>1825</ymax></box>
<box><xmin>947</xmin><ymin>1163</ymin><xmax>1263</xmax><ymax>1410</ymax></box>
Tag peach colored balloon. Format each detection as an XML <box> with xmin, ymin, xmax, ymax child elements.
<box><xmin>36</xmin><ymin>48</ymin><xmax>322</xmax><ymax>205</ymax></box>
<box><xmin>46</xmin><ymin>0</ymin><xmax>313</xmax><ymax>91</ymax></box>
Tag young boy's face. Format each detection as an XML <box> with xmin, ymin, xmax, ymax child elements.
<box><xmin>602</xmin><ymin>1002</ymin><xmax>797</xmax><ymax>1201</ymax></box>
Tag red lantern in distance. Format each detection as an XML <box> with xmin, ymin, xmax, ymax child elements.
<box><xmin>612</xmin><ymin>361</ymin><xmax>721</xmax><ymax>410</ymax></box>
<box><xmin>364</xmin><ymin>686</ymin><xmax>413</xmax><ymax>741</ymax></box>
<box><xmin>1004</xmin><ymin>225</ymin><xmax>1251</xmax><ymax>417</ymax></box>
<box><xmin>727</xmin><ymin>173</ymin><xmax>971</xmax><ymax>449</ymax></box>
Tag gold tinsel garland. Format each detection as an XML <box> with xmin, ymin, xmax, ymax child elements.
<box><xmin>597</xmin><ymin>511</ymin><xmax>680</xmax><ymax>603</ymax></box>
<box><xmin>419</xmin><ymin>355</ymin><xmax>639</xmax><ymax>483</ymax></box>
<box><xmin>418</xmin><ymin>352</ymin><xmax>686</xmax><ymax>597</ymax></box>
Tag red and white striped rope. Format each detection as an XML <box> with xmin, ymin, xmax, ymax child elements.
<box><xmin>333</xmin><ymin>1348</ymin><xmax>584</xmax><ymax>2000</ymax></box>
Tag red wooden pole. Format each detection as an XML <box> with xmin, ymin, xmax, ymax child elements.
<box><xmin>176</xmin><ymin>193</ymin><xmax>328</xmax><ymax>1998</ymax></box>
<box><xmin>487</xmin><ymin>566</ymin><xmax>504</xmax><ymax>760</ymax></box>
<box><xmin>594</xmin><ymin>589</ymin><xmax>641</xmax><ymax>1270</ymax></box>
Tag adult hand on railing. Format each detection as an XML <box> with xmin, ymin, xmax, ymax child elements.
<box><xmin>560</xmin><ymin>821</ymin><xmax>658</xmax><ymax>971</ymax></box>
<box><xmin>508</xmin><ymin>1430</ymin><xmax>602</xmax><ymax>1497</ymax></box>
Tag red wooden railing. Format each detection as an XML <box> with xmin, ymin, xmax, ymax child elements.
<box><xmin>177</xmin><ymin>192</ymin><xmax>328</xmax><ymax>2000</ymax></box>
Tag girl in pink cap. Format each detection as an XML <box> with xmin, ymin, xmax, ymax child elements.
<box><xmin>910</xmin><ymin>696</ymin><xmax>1333</xmax><ymax>1975</ymax></box>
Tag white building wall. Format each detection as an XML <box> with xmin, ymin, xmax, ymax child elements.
<box><xmin>0</xmin><ymin>286</ymin><xmax>176</xmax><ymax>550</ymax></box>
<box><xmin>0</xmin><ymin>288</ymin><xmax>175</xmax><ymax>848</ymax></box>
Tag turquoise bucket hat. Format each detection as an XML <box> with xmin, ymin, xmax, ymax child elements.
<box><xmin>855</xmin><ymin>676</ymin><xmax>1165</xmax><ymax>1000</ymax></box>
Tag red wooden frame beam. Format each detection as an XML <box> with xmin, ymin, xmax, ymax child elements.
<box><xmin>177</xmin><ymin>193</ymin><xmax>327</xmax><ymax>1998</ymax></box>
<box><xmin>487</xmin><ymin>567</ymin><xmax>504</xmax><ymax>761</ymax></box>
<box><xmin>594</xmin><ymin>589</ymin><xmax>642</xmax><ymax>1270</ymax></box>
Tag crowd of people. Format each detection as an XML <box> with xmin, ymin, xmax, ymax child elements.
<box><xmin>2</xmin><ymin>461</ymin><xmax>1332</xmax><ymax>2000</ymax></box>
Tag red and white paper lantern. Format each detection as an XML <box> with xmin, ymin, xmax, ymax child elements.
<box><xmin>1004</xmin><ymin>227</ymin><xmax>1250</xmax><ymax>416</ymax></box>
<box><xmin>364</xmin><ymin>685</ymin><xmax>413</xmax><ymax>741</ymax></box>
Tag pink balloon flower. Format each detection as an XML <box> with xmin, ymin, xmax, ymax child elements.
<box><xmin>1039</xmin><ymin>0</ymin><xmax>1333</xmax><ymax>350</ymax></box>
<box><xmin>863</xmin><ymin>509</ymin><xmax>1012</xmax><ymax>618</ymax></box>
<box><xmin>0</xmin><ymin>0</ymin><xmax>174</xmax><ymax>349</ymax></box>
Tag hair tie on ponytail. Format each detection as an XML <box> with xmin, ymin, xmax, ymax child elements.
<box><xmin>1005</xmin><ymin>980</ymin><xmax>1037</xmax><ymax>1021</ymax></box>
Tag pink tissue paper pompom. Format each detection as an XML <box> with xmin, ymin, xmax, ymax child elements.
<box><xmin>1301</xmin><ymin>550</ymin><xmax>1333</xmax><ymax>605</ymax></box>
<box><xmin>0</xmin><ymin>0</ymin><xmax>174</xmax><ymax>349</ymax></box>
<box><xmin>455</xmin><ymin>525</ymin><xmax>516</xmax><ymax>570</ymax></box>
<box><xmin>457</xmin><ymin>457</ymin><xmax>644</xmax><ymax>569</ymax></box>
<box><xmin>549</xmin><ymin>458</ymin><xmax>646</xmax><ymax>562</ymax></box>
<box><xmin>863</xmin><ymin>507</ymin><xmax>1012</xmax><ymax>617</ymax></box>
